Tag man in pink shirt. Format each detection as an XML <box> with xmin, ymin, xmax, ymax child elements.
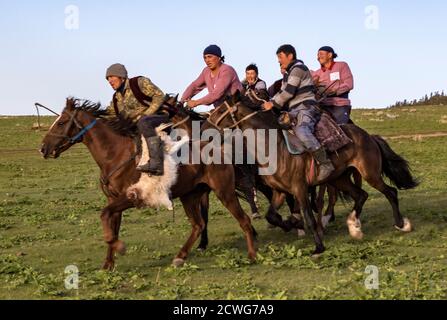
<box><xmin>311</xmin><ymin>46</ymin><xmax>354</xmax><ymax>124</ymax></box>
<box><xmin>181</xmin><ymin>45</ymin><xmax>243</xmax><ymax>108</ymax></box>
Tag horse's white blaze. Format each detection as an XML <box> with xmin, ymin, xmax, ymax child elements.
<box><xmin>346</xmin><ymin>210</ymin><xmax>364</xmax><ymax>240</ymax></box>
<box><xmin>48</xmin><ymin>115</ymin><xmax>62</xmax><ymax>131</ymax></box>
<box><xmin>395</xmin><ymin>217</ymin><xmax>412</xmax><ymax>233</ymax></box>
<box><xmin>126</xmin><ymin>129</ymin><xmax>189</xmax><ymax>210</ymax></box>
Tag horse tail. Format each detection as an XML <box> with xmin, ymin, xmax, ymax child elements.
<box><xmin>372</xmin><ymin>135</ymin><xmax>420</xmax><ymax>190</ymax></box>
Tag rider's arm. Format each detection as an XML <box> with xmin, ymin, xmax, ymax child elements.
<box><xmin>181</xmin><ymin>69</ymin><xmax>207</xmax><ymax>102</ymax></box>
<box><xmin>196</xmin><ymin>67</ymin><xmax>235</xmax><ymax>106</ymax></box>
<box><xmin>271</xmin><ymin>67</ymin><xmax>303</xmax><ymax>109</ymax></box>
<box><xmin>138</xmin><ymin>77</ymin><xmax>165</xmax><ymax>115</ymax></box>
<box><xmin>105</xmin><ymin>101</ymin><xmax>116</xmax><ymax>116</ymax></box>
<box><xmin>334</xmin><ymin>62</ymin><xmax>354</xmax><ymax>95</ymax></box>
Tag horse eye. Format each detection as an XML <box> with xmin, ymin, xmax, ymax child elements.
<box><xmin>58</xmin><ymin>121</ymin><xmax>64</xmax><ymax>126</ymax></box>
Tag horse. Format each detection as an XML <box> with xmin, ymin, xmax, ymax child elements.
<box><xmin>206</xmin><ymin>92</ymin><xmax>419</xmax><ymax>255</ymax></box>
<box><xmin>163</xmin><ymin>96</ymin><xmax>308</xmax><ymax>238</ymax></box>
<box><xmin>40</xmin><ymin>98</ymin><xmax>257</xmax><ymax>270</ymax></box>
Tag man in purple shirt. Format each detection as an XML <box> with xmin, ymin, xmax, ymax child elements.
<box><xmin>181</xmin><ymin>45</ymin><xmax>243</xmax><ymax>108</ymax></box>
<box><xmin>311</xmin><ymin>46</ymin><xmax>354</xmax><ymax>124</ymax></box>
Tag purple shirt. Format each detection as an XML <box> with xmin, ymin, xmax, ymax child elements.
<box><xmin>181</xmin><ymin>64</ymin><xmax>243</xmax><ymax>107</ymax></box>
<box><xmin>311</xmin><ymin>61</ymin><xmax>354</xmax><ymax>107</ymax></box>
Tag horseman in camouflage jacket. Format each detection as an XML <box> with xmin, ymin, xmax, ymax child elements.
<box><xmin>105</xmin><ymin>63</ymin><xmax>167</xmax><ymax>176</ymax></box>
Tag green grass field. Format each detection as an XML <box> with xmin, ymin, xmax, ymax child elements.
<box><xmin>0</xmin><ymin>106</ymin><xmax>446</xmax><ymax>300</ymax></box>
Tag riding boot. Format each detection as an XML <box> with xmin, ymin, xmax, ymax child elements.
<box><xmin>312</xmin><ymin>147</ymin><xmax>334</xmax><ymax>182</ymax></box>
<box><xmin>137</xmin><ymin>136</ymin><xmax>164</xmax><ymax>176</ymax></box>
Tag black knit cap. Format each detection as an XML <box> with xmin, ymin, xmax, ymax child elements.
<box><xmin>203</xmin><ymin>45</ymin><xmax>222</xmax><ymax>58</ymax></box>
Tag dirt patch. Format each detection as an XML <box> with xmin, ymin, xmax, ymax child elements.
<box><xmin>386</xmin><ymin>132</ymin><xmax>447</xmax><ymax>140</ymax></box>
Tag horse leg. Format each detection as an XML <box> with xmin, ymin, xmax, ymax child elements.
<box><xmin>295</xmin><ymin>184</ymin><xmax>325</xmax><ymax>256</ymax></box>
<box><xmin>330</xmin><ymin>174</ymin><xmax>368</xmax><ymax>240</ymax></box>
<box><xmin>322</xmin><ymin>184</ymin><xmax>338</xmax><ymax>228</ymax></box>
<box><xmin>197</xmin><ymin>192</ymin><xmax>210</xmax><ymax>251</ymax></box>
<box><xmin>173</xmin><ymin>191</ymin><xmax>206</xmax><ymax>267</ymax></box>
<box><xmin>285</xmin><ymin>193</ymin><xmax>306</xmax><ymax>237</ymax></box>
<box><xmin>364</xmin><ymin>175</ymin><xmax>411</xmax><ymax>232</ymax></box>
<box><xmin>235</xmin><ymin>165</ymin><xmax>260</xmax><ymax>219</ymax></box>
<box><xmin>315</xmin><ymin>184</ymin><xmax>326</xmax><ymax>231</ymax></box>
<box><xmin>213</xmin><ymin>188</ymin><xmax>257</xmax><ymax>261</ymax></box>
<box><xmin>100</xmin><ymin>197</ymin><xmax>133</xmax><ymax>270</ymax></box>
<box><xmin>265</xmin><ymin>191</ymin><xmax>288</xmax><ymax>229</ymax></box>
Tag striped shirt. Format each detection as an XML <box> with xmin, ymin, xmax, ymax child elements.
<box><xmin>272</xmin><ymin>60</ymin><xmax>316</xmax><ymax>110</ymax></box>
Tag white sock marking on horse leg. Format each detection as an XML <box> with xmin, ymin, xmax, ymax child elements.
<box><xmin>395</xmin><ymin>217</ymin><xmax>412</xmax><ymax>232</ymax></box>
<box><xmin>322</xmin><ymin>215</ymin><xmax>332</xmax><ymax>228</ymax></box>
<box><xmin>346</xmin><ymin>210</ymin><xmax>363</xmax><ymax>240</ymax></box>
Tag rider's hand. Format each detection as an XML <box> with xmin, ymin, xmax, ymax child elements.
<box><xmin>263</xmin><ymin>101</ymin><xmax>274</xmax><ymax>111</ymax></box>
<box><xmin>186</xmin><ymin>100</ymin><xmax>199</xmax><ymax>109</ymax></box>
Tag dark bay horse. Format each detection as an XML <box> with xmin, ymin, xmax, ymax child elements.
<box><xmin>163</xmin><ymin>96</ymin><xmax>307</xmax><ymax>238</ymax></box>
<box><xmin>206</xmin><ymin>92</ymin><xmax>419</xmax><ymax>255</ymax></box>
<box><xmin>40</xmin><ymin>98</ymin><xmax>257</xmax><ymax>270</ymax></box>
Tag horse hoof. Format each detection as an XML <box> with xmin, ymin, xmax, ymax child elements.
<box><xmin>248</xmin><ymin>253</ymin><xmax>257</xmax><ymax>262</ymax></box>
<box><xmin>311</xmin><ymin>253</ymin><xmax>322</xmax><ymax>259</ymax></box>
<box><xmin>197</xmin><ymin>247</ymin><xmax>206</xmax><ymax>252</ymax></box>
<box><xmin>395</xmin><ymin>217</ymin><xmax>412</xmax><ymax>233</ymax></box>
<box><xmin>102</xmin><ymin>261</ymin><xmax>115</xmax><ymax>271</ymax></box>
<box><xmin>346</xmin><ymin>211</ymin><xmax>364</xmax><ymax>240</ymax></box>
<box><xmin>251</xmin><ymin>212</ymin><xmax>262</xmax><ymax>220</ymax></box>
<box><xmin>113</xmin><ymin>240</ymin><xmax>127</xmax><ymax>255</ymax></box>
<box><xmin>311</xmin><ymin>247</ymin><xmax>325</xmax><ymax>259</ymax></box>
<box><xmin>172</xmin><ymin>258</ymin><xmax>186</xmax><ymax>268</ymax></box>
<box><xmin>297</xmin><ymin>229</ymin><xmax>306</xmax><ymax>238</ymax></box>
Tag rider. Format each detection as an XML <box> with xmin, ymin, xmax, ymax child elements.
<box><xmin>311</xmin><ymin>46</ymin><xmax>354</xmax><ymax>124</ymax></box>
<box><xmin>105</xmin><ymin>63</ymin><xmax>167</xmax><ymax>176</ymax></box>
<box><xmin>242</xmin><ymin>63</ymin><xmax>268</xmax><ymax>95</ymax></box>
<box><xmin>181</xmin><ymin>45</ymin><xmax>243</xmax><ymax>108</ymax></box>
<box><xmin>262</xmin><ymin>44</ymin><xmax>334</xmax><ymax>182</ymax></box>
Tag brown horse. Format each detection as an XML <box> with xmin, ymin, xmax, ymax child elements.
<box><xmin>163</xmin><ymin>96</ymin><xmax>307</xmax><ymax>237</ymax></box>
<box><xmin>206</xmin><ymin>92</ymin><xmax>419</xmax><ymax>255</ymax></box>
<box><xmin>40</xmin><ymin>98</ymin><xmax>257</xmax><ymax>270</ymax></box>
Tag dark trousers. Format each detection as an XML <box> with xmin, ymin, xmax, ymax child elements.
<box><xmin>137</xmin><ymin>114</ymin><xmax>169</xmax><ymax>137</ymax></box>
<box><xmin>321</xmin><ymin>105</ymin><xmax>352</xmax><ymax>125</ymax></box>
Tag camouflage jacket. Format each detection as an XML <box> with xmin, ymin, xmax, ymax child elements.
<box><xmin>106</xmin><ymin>77</ymin><xmax>165</xmax><ymax>121</ymax></box>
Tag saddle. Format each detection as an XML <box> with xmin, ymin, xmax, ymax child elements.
<box><xmin>282</xmin><ymin>111</ymin><xmax>352</xmax><ymax>155</ymax></box>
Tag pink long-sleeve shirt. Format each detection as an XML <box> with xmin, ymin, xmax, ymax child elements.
<box><xmin>181</xmin><ymin>64</ymin><xmax>243</xmax><ymax>107</ymax></box>
<box><xmin>311</xmin><ymin>61</ymin><xmax>354</xmax><ymax>107</ymax></box>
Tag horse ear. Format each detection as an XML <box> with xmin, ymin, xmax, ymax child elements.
<box><xmin>174</xmin><ymin>94</ymin><xmax>179</xmax><ymax>102</ymax></box>
<box><xmin>66</xmin><ymin>97</ymin><xmax>74</xmax><ymax>111</ymax></box>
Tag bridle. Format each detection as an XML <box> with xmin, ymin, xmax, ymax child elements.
<box><xmin>47</xmin><ymin>108</ymin><xmax>98</xmax><ymax>151</ymax></box>
<box><xmin>206</xmin><ymin>90</ymin><xmax>267</xmax><ymax>131</ymax></box>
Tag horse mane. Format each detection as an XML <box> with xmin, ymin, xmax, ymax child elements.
<box><xmin>103</xmin><ymin>116</ymin><xmax>139</xmax><ymax>138</ymax></box>
<box><xmin>66</xmin><ymin>97</ymin><xmax>109</xmax><ymax>118</ymax></box>
<box><xmin>66</xmin><ymin>97</ymin><xmax>138</xmax><ymax>138</ymax></box>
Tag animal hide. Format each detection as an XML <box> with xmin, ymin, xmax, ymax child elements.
<box><xmin>126</xmin><ymin>127</ymin><xmax>189</xmax><ymax>211</ymax></box>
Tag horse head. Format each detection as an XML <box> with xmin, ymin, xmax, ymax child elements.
<box><xmin>40</xmin><ymin>98</ymin><xmax>104</xmax><ymax>159</ymax></box>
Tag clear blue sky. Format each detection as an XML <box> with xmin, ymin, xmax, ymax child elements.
<box><xmin>0</xmin><ymin>0</ymin><xmax>446</xmax><ymax>115</ymax></box>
